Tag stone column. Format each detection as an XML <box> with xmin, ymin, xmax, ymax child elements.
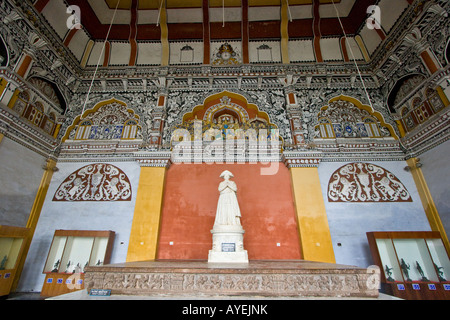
<box><xmin>286</xmin><ymin>91</ymin><xmax>306</xmax><ymax>146</ymax></box>
<box><xmin>404</xmin><ymin>27</ymin><xmax>441</xmax><ymax>75</ymax></box>
<box><xmin>14</xmin><ymin>32</ymin><xmax>47</xmax><ymax>79</ymax></box>
<box><xmin>149</xmin><ymin>77</ymin><xmax>171</xmax><ymax>148</ymax></box>
<box><xmin>279</xmin><ymin>76</ymin><xmax>305</xmax><ymax>147</ymax></box>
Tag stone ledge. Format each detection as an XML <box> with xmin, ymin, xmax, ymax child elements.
<box><xmin>84</xmin><ymin>260</ymin><xmax>379</xmax><ymax>298</ymax></box>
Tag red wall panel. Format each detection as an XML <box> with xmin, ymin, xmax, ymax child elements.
<box><xmin>157</xmin><ymin>163</ymin><xmax>302</xmax><ymax>260</ymax></box>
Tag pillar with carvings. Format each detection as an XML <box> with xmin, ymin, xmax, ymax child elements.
<box><xmin>404</xmin><ymin>27</ymin><xmax>441</xmax><ymax>75</ymax></box>
<box><xmin>280</xmin><ymin>75</ymin><xmax>305</xmax><ymax>148</ymax></box>
<box><xmin>149</xmin><ymin>77</ymin><xmax>172</xmax><ymax>148</ymax></box>
<box><xmin>14</xmin><ymin>32</ymin><xmax>47</xmax><ymax>79</ymax></box>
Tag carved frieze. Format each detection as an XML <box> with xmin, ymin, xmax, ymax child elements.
<box><xmin>328</xmin><ymin>163</ymin><xmax>412</xmax><ymax>203</ymax></box>
<box><xmin>53</xmin><ymin>163</ymin><xmax>132</xmax><ymax>202</ymax></box>
<box><xmin>84</xmin><ymin>271</ymin><xmax>376</xmax><ymax>298</ymax></box>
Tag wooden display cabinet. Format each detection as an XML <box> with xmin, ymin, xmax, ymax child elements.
<box><xmin>367</xmin><ymin>231</ymin><xmax>450</xmax><ymax>300</ymax></box>
<box><xmin>41</xmin><ymin>230</ymin><xmax>115</xmax><ymax>297</ymax></box>
<box><xmin>0</xmin><ymin>225</ymin><xmax>30</xmax><ymax>297</ymax></box>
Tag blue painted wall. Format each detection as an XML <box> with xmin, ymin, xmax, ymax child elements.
<box><xmin>318</xmin><ymin>161</ymin><xmax>431</xmax><ymax>268</ymax></box>
<box><xmin>17</xmin><ymin>161</ymin><xmax>141</xmax><ymax>293</ymax></box>
<box><xmin>420</xmin><ymin>140</ymin><xmax>450</xmax><ymax>241</ymax></box>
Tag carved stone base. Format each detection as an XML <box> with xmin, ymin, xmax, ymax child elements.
<box><xmin>209</xmin><ymin>225</ymin><xmax>248</xmax><ymax>264</ymax></box>
<box><xmin>208</xmin><ymin>251</ymin><xmax>249</xmax><ymax>264</ymax></box>
<box><xmin>84</xmin><ymin>260</ymin><xmax>379</xmax><ymax>298</ymax></box>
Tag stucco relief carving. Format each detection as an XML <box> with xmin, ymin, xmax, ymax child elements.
<box><xmin>53</xmin><ymin>163</ymin><xmax>132</xmax><ymax>202</ymax></box>
<box><xmin>85</xmin><ymin>272</ymin><xmax>367</xmax><ymax>297</ymax></box>
<box><xmin>328</xmin><ymin>163</ymin><xmax>412</xmax><ymax>203</ymax></box>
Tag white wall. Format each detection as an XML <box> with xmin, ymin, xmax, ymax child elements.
<box><xmin>318</xmin><ymin>161</ymin><xmax>431</xmax><ymax>268</ymax></box>
<box><xmin>17</xmin><ymin>161</ymin><xmax>141</xmax><ymax>293</ymax></box>
<box><xmin>0</xmin><ymin>137</ymin><xmax>46</xmax><ymax>227</ymax></box>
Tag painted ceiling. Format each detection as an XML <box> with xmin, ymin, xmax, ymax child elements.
<box><xmin>63</xmin><ymin>0</ymin><xmax>374</xmax><ymax>41</ymax></box>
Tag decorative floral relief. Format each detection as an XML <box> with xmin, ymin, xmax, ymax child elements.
<box><xmin>53</xmin><ymin>163</ymin><xmax>132</xmax><ymax>202</ymax></box>
<box><xmin>212</xmin><ymin>42</ymin><xmax>241</xmax><ymax>65</ymax></box>
<box><xmin>328</xmin><ymin>163</ymin><xmax>412</xmax><ymax>203</ymax></box>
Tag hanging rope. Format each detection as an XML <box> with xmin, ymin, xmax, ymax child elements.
<box><xmin>330</xmin><ymin>0</ymin><xmax>374</xmax><ymax>110</ymax></box>
<box><xmin>286</xmin><ymin>0</ymin><xmax>293</xmax><ymax>22</ymax></box>
<box><xmin>156</xmin><ymin>0</ymin><xmax>164</xmax><ymax>27</ymax></box>
<box><xmin>80</xmin><ymin>0</ymin><xmax>121</xmax><ymax>118</ymax></box>
<box><xmin>330</xmin><ymin>0</ymin><xmax>409</xmax><ymax>152</ymax></box>
<box><xmin>223</xmin><ymin>0</ymin><xmax>225</xmax><ymax>27</ymax></box>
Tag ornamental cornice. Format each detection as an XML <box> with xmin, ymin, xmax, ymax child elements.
<box><xmin>282</xmin><ymin>151</ymin><xmax>323</xmax><ymax>168</ymax></box>
<box><xmin>136</xmin><ymin>158</ymin><xmax>172</xmax><ymax>168</ymax></box>
<box><xmin>0</xmin><ymin>103</ymin><xmax>58</xmax><ymax>157</ymax></box>
<box><xmin>401</xmin><ymin>108</ymin><xmax>450</xmax><ymax>159</ymax></box>
<box><xmin>4</xmin><ymin>0</ymin><xmax>449</xmax><ymax>97</ymax></box>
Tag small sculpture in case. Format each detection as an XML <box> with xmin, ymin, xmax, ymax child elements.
<box><xmin>0</xmin><ymin>255</ymin><xmax>7</xmax><ymax>270</ymax></box>
<box><xmin>51</xmin><ymin>259</ymin><xmax>60</xmax><ymax>272</ymax></box>
<box><xmin>434</xmin><ymin>263</ymin><xmax>447</xmax><ymax>282</ymax></box>
<box><xmin>400</xmin><ymin>258</ymin><xmax>412</xmax><ymax>282</ymax></box>
<box><xmin>415</xmin><ymin>261</ymin><xmax>429</xmax><ymax>282</ymax></box>
<box><xmin>384</xmin><ymin>265</ymin><xmax>395</xmax><ymax>282</ymax></box>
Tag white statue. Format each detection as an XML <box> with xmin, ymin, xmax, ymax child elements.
<box><xmin>209</xmin><ymin>170</ymin><xmax>248</xmax><ymax>264</ymax></box>
<box><xmin>214</xmin><ymin>170</ymin><xmax>242</xmax><ymax>227</ymax></box>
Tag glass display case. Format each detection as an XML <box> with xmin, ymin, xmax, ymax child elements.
<box><xmin>0</xmin><ymin>225</ymin><xmax>30</xmax><ymax>296</ymax></box>
<box><xmin>41</xmin><ymin>230</ymin><xmax>115</xmax><ymax>297</ymax></box>
<box><xmin>367</xmin><ymin>231</ymin><xmax>450</xmax><ymax>300</ymax></box>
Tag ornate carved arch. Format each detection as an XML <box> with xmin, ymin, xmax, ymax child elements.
<box><xmin>62</xmin><ymin>98</ymin><xmax>142</xmax><ymax>142</ymax></box>
<box><xmin>181</xmin><ymin>91</ymin><xmax>273</xmax><ymax>125</ymax></box>
<box><xmin>316</xmin><ymin>95</ymin><xmax>399</xmax><ymax>140</ymax></box>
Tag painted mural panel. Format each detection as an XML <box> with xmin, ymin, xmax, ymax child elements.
<box><xmin>53</xmin><ymin>163</ymin><xmax>132</xmax><ymax>202</ymax></box>
<box><xmin>328</xmin><ymin>163</ymin><xmax>412</xmax><ymax>203</ymax></box>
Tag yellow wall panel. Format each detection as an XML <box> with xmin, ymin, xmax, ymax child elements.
<box><xmin>126</xmin><ymin>166</ymin><xmax>167</xmax><ymax>262</ymax></box>
<box><xmin>290</xmin><ymin>167</ymin><xmax>335</xmax><ymax>263</ymax></box>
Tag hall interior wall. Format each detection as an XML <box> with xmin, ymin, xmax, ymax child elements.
<box><xmin>0</xmin><ymin>137</ymin><xmax>46</xmax><ymax>227</ymax></box>
<box><xmin>318</xmin><ymin>160</ymin><xmax>433</xmax><ymax>268</ymax></box>
<box><xmin>157</xmin><ymin>162</ymin><xmax>302</xmax><ymax>261</ymax></box>
<box><xmin>420</xmin><ymin>139</ymin><xmax>450</xmax><ymax>241</ymax></box>
<box><xmin>15</xmin><ymin>161</ymin><xmax>141</xmax><ymax>293</ymax></box>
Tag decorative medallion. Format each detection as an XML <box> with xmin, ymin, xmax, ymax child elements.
<box><xmin>328</xmin><ymin>163</ymin><xmax>412</xmax><ymax>203</ymax></box>
<box><xmin>212</xmin><ymin>43</ymin><xmax>241</xmax><ymax>65</ymax></box>
<box><xmin>53</xmin><ymin>163</ymin><xmax>132</xmax><ymax>202</ymax></box>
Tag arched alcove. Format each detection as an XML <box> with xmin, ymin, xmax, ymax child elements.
<box><xmin>0</xmin><ymin>35</ymin><xmax>9</xmax><ymax>67</ymax></box>
<box><xmin>387</xmin><ymin>74</ymin><xmax>426</xmax><ymax>113</ymax></box>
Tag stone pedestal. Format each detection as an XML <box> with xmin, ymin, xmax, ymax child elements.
<box><xmin>208</xmin><ymin>225</ymin><xmax>248</xmax><ymax>263</ymax></box>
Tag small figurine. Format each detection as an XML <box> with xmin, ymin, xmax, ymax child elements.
<box><xmin>416</xmin><ymin>261</ymin><xmax>429</xmax><ymax>281</ymax></box>
<box><xmin>83</xmin><ymin>261</ymin><xmax>89</xmax><ymax>273</ymax></box>
<box><xmin>385</xmin><ymin>265</ymin><xmax>395</xmax><ymax>282</ymax></box>
<box><xmin>74</xmin><ymin>263</ymin><xmax>81</xmax><ymax>274</ymax></box>
<box><xmin>96</xmin><ymin>259</ymin><xmax>102</xmax><ymax>266</ymax></box>
<box><xmin>434</xmin><ymin>263</ymin><xmax>447</xmax><ymax>282</ymax></box>
<box><xmin>65</xmin><ymin>260</ymin><xmax>72</xmax><ymax>273</ymax></box>
<box><xmin>51</xmin><ymin>259</ymin><xmax>60</xmax><ymax>273</ymax></box>
<box><xmin>400</xmin><ymin>258</ymin><xmax>412</xmax><ymax>282</ymax></box>
<box><xmin>0</xmin><ymin>255</ymin><xmax>7</xmax><ymax>270</ymax></box>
